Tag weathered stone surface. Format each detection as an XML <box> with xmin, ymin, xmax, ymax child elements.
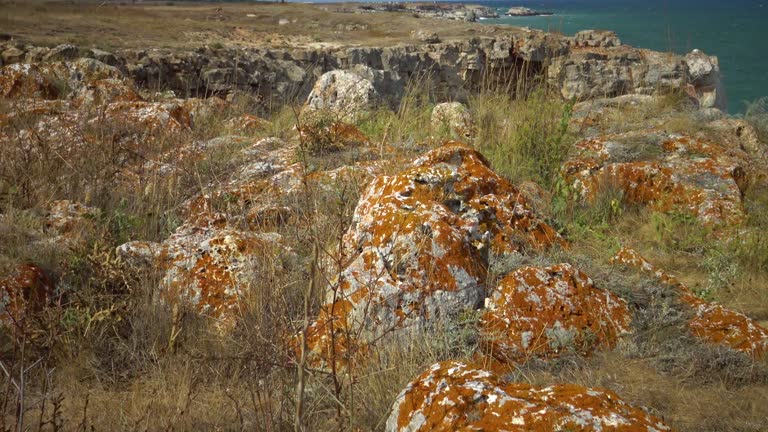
<box><xmin>431</xmin><ymin>102</ymin><xmax>475</xmax><ymax>140</ymax></box>
<box><xmin>0</xmin><ymin>264</ymin><xmax>55</xmax><ymax>327</ymax></box>
<box><xmin>1</xmin><ymin>35</ymin><xmax>720</xmax><ymax>110</ymax></box>
<box><xmin>410</xmin><ymin>30</ymin><xmax>440</xmax><ymax>44</ymax></box>
<box><xmin>386</xmin><ymin>360</ymin><xmax>672</xmax><ymax>431</ymax></box>
<box><xmin>563</xmin><ymin>131</ymin><xmax>748</xmax><ymax>228</ymax></box>
<box><xmin>304</xmin><ymin>69</ymin><xmax>378</xmax><ymax>121</ymax></box>
<box><xmin>573</xmin><ymin>30</ymin><xmax>622</xmax><ymax>48</ymax></box>
<box><xmin>120</xmin><ymin>225</ymin><xmax>289</xmax><ymax>331</ymax></box>
<box><xmin>303</xmin><ymin>143</ymin><xmax>565</xmax><ymax>369</ymax></box>
<box><xmin>612</xmin><ymin>247</ymin><xmax>768</xmax><ymax>357</ymax></box>
<box><xmin>481</xmin><ymin>264</ymin><xmax>631</xmax><ymax>363</ymax></box>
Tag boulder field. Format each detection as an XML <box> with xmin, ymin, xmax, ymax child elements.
<box><xmin>1</xmin><ymin>44</ymin><xmax>766</xmax><ymax>429</ymax></box>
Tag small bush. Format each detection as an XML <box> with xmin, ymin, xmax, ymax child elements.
<box><xmin>473</xmin><ymin>89</ymin><xmax>574</xmax><ymax>189</ymax></box>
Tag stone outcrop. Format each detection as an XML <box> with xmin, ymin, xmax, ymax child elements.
<box><xmin>572</xmin><ymin>30</ymin><xmax>622</xmax><ymax>48</ymax></box>
<box><xmin>0</xmin><ymin>33</ymin><xmax>724</xmax><ymax>110</ymax></box>
<box><xmin>303</xmin><ymin>143</ymin><xmax>565</xmax><ymax>369</ymax></box>
<box><xmin>481</xmin><ymin>264</ymin><xmax>631</xmax><ymax>363</ymax></box>
<box><xmin>386</xmin><ymin>361</ymin><xmax>672</xmax><ymax>431</ymax></box>
<box><xmin>612</xmin><ymin>247</ymin><xmax>768</xmax><ymax>358</ymax></box>
<box><xmin>563</xmin><ymin>130</ymin><xmax>749</xmax><ymax>228</ymax></box>
<box><xmin>506</xmin><ymin>7</ymin><xmax>553</xmax><ymax>17</ymax></box>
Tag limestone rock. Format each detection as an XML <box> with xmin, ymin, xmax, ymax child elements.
<box><xmin>481</xmin><ymin>264</ymin><xmax>631</xmax><ymax>363</ymax></box>
<box><xmin>304</xmin><ymin>68</ymin><xmax>378</xmax><ymax>121</ymax></box>
<box><xmin>119</xmin><ymin>225</ymin><xmax>291</xmax><ymax>332</ymax></box>
<box><xmin>431</xmin><ymin>102</ymin><xmax>475</xmax><ymax>140</ymax></box>
<box><xmin>612</xmin><ymin>247</ymin><xmax>768</xmax><ymax>358</ymax></box>
<box><xmin>562</xmin><ymin>130</ymin><xmax>748</xmax><ymax>228</ymax></box>
<box><xmin>386</xmin><ymin>361</ymin><xmax>672</xmax><ymax>431</ymax></box>
<box><xmin>573</xmin><ymin>30</ymin><xmax>622</xmax><ymax>48</ymax></box>
<box><xmin>304</xmin><ymin>143</ymin><xmax>565</xmax><ymax>369</ymax></box>
<box><xmin>410</xmin><ymin>30</ymin><xmax>440</xmax><ymax>44</ymax></box>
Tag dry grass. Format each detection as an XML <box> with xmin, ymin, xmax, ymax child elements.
<box><xmin>0</xmin><ymin>1</ymin><xmax>505</xmax><ymax>51</ymax></box>
<box><xmin>2</xmin><ymin>62</ymin><xmax>768</xmax><ymax>431</ymax></box>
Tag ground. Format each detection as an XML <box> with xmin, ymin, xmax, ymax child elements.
<box><xmin>1</xmin><ymin>2</ymin><xmax>768</xmax><ymax>432</ymax></box>
<box><xmin>0</xmin><ymin>1</ymin><xmax>507</xmax><ymax>50</ymax></box>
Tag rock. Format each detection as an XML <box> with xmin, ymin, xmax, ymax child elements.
<box><xmin>303</xmin><ymin>143</ymin><xmax>565</xmax><ymax>369</ymax></box>
<box><xmin>562</xmin><ymin>130</ymin><xmax>748</xmax><ymax>228</ymax></box>
<box><xmin>1</xmin><ymin>46</ymin><xmax>25</xmax><ymax>64</ymax></box>
<box><xmin>573</xmin><ymin>30</ymin><xmax>622</xmax><ymax>48</ymax></box>
<box><xmin>481</xmin><ymin>264</ymin><xmax>631</xmax><ymax>363</ymax></box>
<box><xmin>505</xmin><ymin>7</ymin><xmax>553</xmax><ymax>17</ymax></box>
<box><xmin>118</xmin><ymin>226</ymin><xmax>292</xmax><ymax>332</ymax></box>
<box><xmin>612</xmin><ymin>247</ymin><xmax>768</xmax><ymax>357</ymax></box>
<box><xmin>707</xmin><ymin>118</ymin><xmax>765</xmax><ymax>162</ymax></box>
<box><xmin>431</xmin><ymin>102</ymin><xmax>475</xmax><ymax>140</ymax></box>
<box><xmin>303</xmin><ymin>69</ymin><xmax>378</xmax><ymax>122</ymax></box>
<box><xmin>684</xmin><ymin>49</ymin><xmax>724</xmax><ymax>109</ymax></box>
<box><xmin>45</xmin><ymin>200</ymin><xmax>100</xmax><ymax>239</ymax></box>
<box><xmin>386</xmin><ymin>361</ymin><xmax>672</xmax><ymax>431</ymax></box>
<box><xmin>43</xmin><ymin>44</ymin><xmax>81</xmax><ymax>62</ymax></box>
<box><xmin>410</xmin><ymin>30</ymin><xmax>440</xmax><ymax>44</ymax></box>
<box><xmin>0</xmin><ymin>59</ymin><xmax>124</xmax><ymax>100</ymax></box>
<box><xmin>297</xmin><ymin>122</ymin><xmax>370</xmax><ymax>154</ymax></box>
<box><xmin>1</xmin><ymin>264</ymin><xmax>56</xmax><ymax>328</ymax></box>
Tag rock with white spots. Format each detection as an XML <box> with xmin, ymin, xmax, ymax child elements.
<box><xmin>386</xmin><ymin>360</ymin><xmax>673</xmax><ymax>431</ymax></box>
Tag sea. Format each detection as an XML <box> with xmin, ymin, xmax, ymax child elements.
<box><xmin>468</xmin><ymin>0</ymin><xmax>768</xmax><ymax>113</ymax></box>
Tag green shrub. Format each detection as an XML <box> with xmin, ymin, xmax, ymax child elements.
<box><xmin>473</xmin><ymin>89</ymin><xmax>574</xmax><ymax>188</ymax></box>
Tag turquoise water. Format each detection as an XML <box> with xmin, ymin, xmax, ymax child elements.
<box><xmin>471</xmin><ymin>0</ymin><xmax>768</xmax><ymax>113</ymax></box>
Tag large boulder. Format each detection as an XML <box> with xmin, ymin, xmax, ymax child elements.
<box><xmin>386</xmin><ymin>361</ymin><xmax>672</xmax><ymax>431</ymax></box>
<box><xmin>303</xmin><ymin>143</ymin><xmax>565</xmax><ymax>369</ymax></box>
<box><xmin>303</xmin><ymin>68</ymin><xmax>378</xmax><ymax>122</ymax></box>
<box><xmin>481</xmin><ymin>264</ymin><xmax>631</xmax><ymax>363</ymax></box>
<box><xmin>562</xmin><ymin>130</ymin><xmax>748</xmax><ymax>228</ymax></box>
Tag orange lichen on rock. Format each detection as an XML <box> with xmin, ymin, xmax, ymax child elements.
<box><xmin>303</xmin><ymin>143</ymin><xmax>565</xmax><ymax>369</ymax></box>
<box><xmin>481</xmin><ymin>264</ymin><xmax>631</xmax><ymax>363</ymax></box>
<box><xmin>563</xmin><ymin>130</ymin><xmax>748</xmax><ymax>227</ymax></box>
<box><xmin>386</xmin><ymin>360</ymin><xmax>673</xmax><ymax>432</ymax></box>
<box><xmin>119</xmin><ymin>224</ymin><xmax>291</xmax><ymax>332</ymax></box>
<box><xmin>297</xmin><ymin>121</ymin><xmax>371</xmax><ymax>153</ymax></box>
<box><xmin>0</xmin><ymin>264</ymin><xmax>56</xmax><ymax>327</ymax></box>
<box><xmin>611</xmin><ymin>247</ymin><xmax>768</xmax><ymax>357</ymax></box>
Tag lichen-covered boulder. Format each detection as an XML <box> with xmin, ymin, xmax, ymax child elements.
<box><xmin>303</xmin><ymin>69</ymin><xmax>378</xmax><ymax>122</ymax></box>
<box><xmin>431</xmin><ymin>102</ymin><xmax>475</xmax><ymax>140</ymax></box>
<box><xmin>386</xmin><ymin>361</ymin><xmax>672</xmax><ymax>431</ymax></box>
<box><xmin>1</xmin><ymin>264</ymin><xmax>55</xmax><ymax>328</ymax></box>
<box><xmin>481</xmin><ymin>264</ymin><xmax>631</xmax><ymax>363</ymax></box>
<box><xmin>118</xmin><ymin>225</ymin><xmax>291</xmax><ymax>332</ymax></box>
<box><xmin>611</xmin><ymin>247</ymin><xmax>768</xmax><ymax>357</ymax></box>
<box><xmin>0</xmin><ymin>59</ymin><xmax>123</xmax><ymax>100</ymax></box>
<box><xmin>563</xmin><ymin>131</ymin><xmax>748</xmax><ymax>228</ymax></box>
<box><xmin>304</xmin><ymin>143</ymin><xmax>565</xmax><ymax>369</ymax></box>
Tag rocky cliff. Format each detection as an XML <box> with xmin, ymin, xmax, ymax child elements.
<box><xmin>0</xmin><ymin>28</ymin><xmax>724</xmax><ymax>111</ymax></box>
